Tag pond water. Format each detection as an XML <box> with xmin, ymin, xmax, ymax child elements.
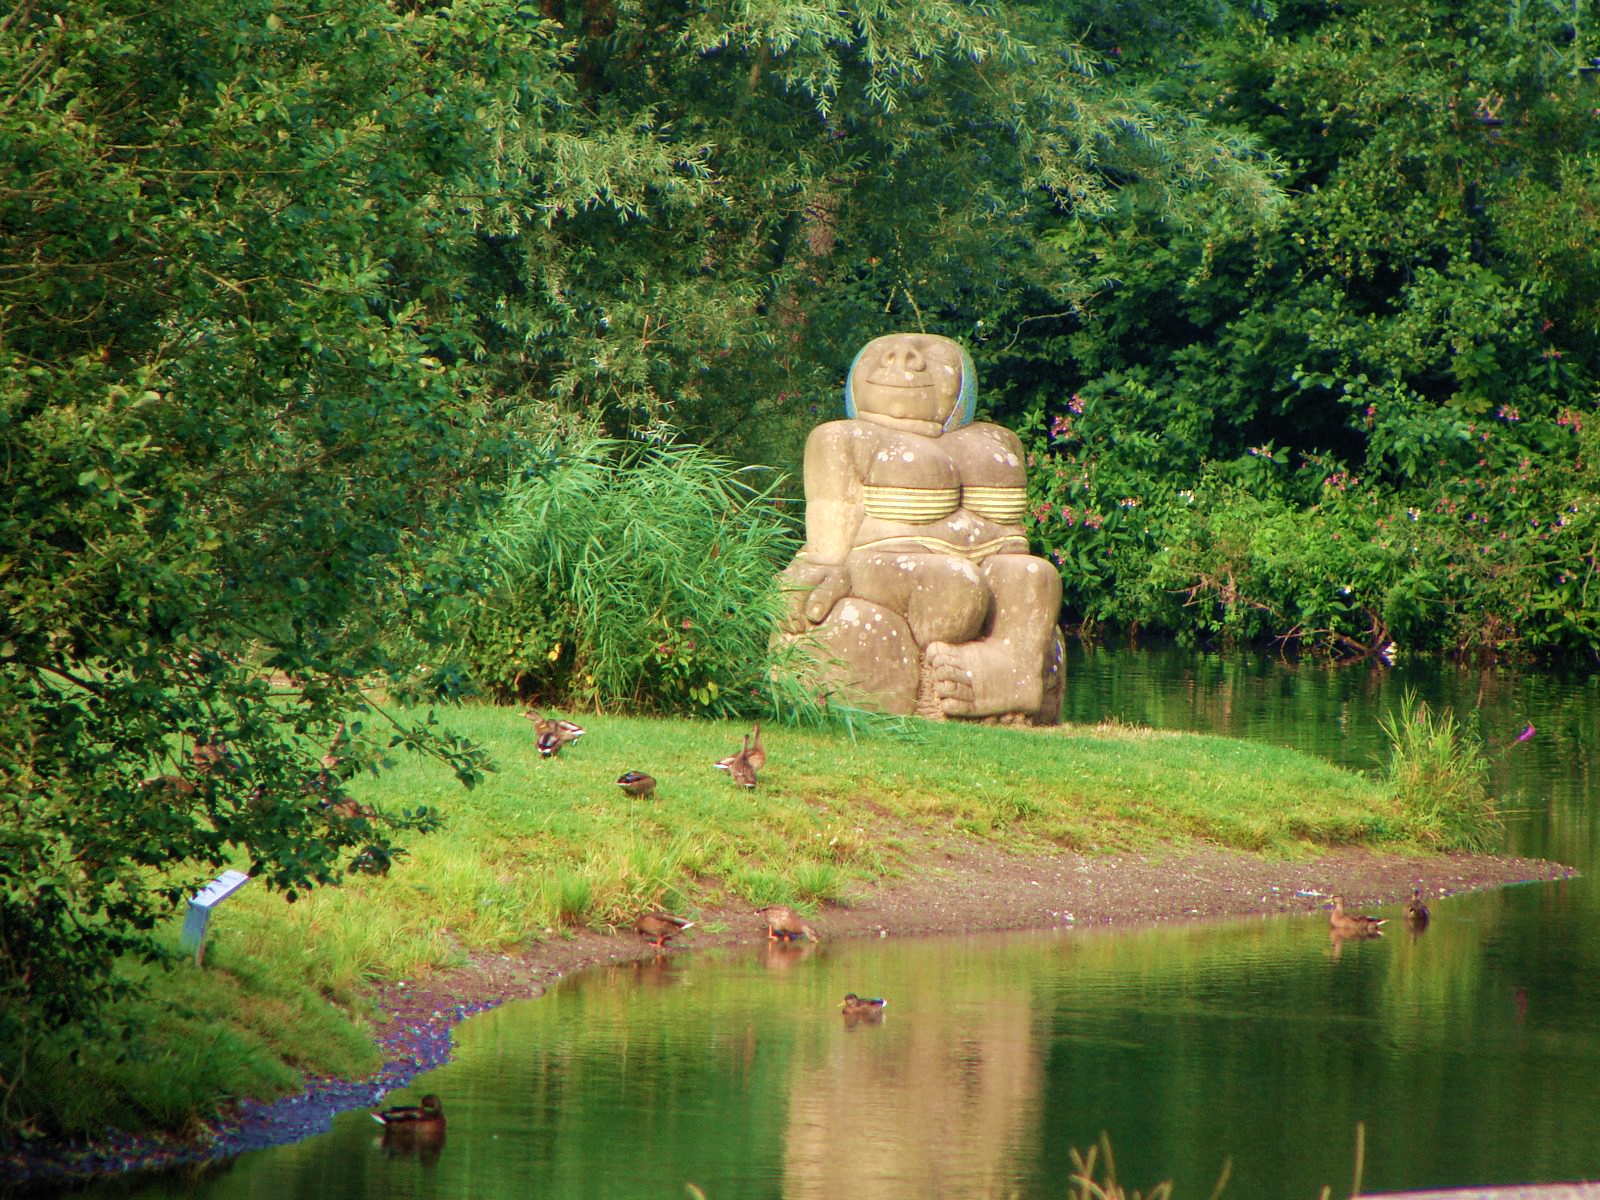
<box><xmin>99</xmin><ymin>645</ymin><xmax>1600</xmax><ymax>1199</ymax></box>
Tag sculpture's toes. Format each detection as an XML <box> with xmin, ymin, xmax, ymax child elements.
<box><xmin>925</xmin><ymin>642</ymin><xmax>978</xmax><ymax>716</ymax></box>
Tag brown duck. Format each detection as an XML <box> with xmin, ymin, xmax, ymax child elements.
<box><xmin>324</xmin><ymin>795</ymin><xmax>376</xmax><ymax>821</ymax></box>
<box><xmin>1405</xmin><ymin>887</ymin><xmax>1430</xmax><ymax>929</ymax></box>
<box><xmin>744</xmin><ymin>721</ymin><xmax>766</xmax><ymax>773</ymax></box>
<box><xmin>840</xmin><ymin>992</ymin><xmax>887</xmax><ymax>1018</ymax></box>
<box><xmin>524</xmin><ymin>710</ymin><xmax>586</xmax><ymax>758</ymax></box>
<box><xmin>756</xmin><ymin>904</ymin><xmax>818</xmax><ymax>942</ymax></box>
<box><xmin>1328</xmin><ymin>895</ymin><xmax>1387</xmax><ymax>935</ymax></box>
<box><xmin>715</xmin><ymin>735</ymin><xmax>758</xmax><ymax>789</ymax></box>
<box><xmin>715</xmin><ymin>723</ymin><xmax>763</xmax><ymax>787</ymax></box>
<box><xmin>372</xmin><ymin>1094</ymin><xmax>445</xmax><ymax>1133</ymax></box>
<box><xmin>635</xmin><ymin>911</ymin><xmax>695</xmax><ymax>948</ymax></box>
<box><xmin>616</xmin><ymin>771</ymin><xmax>656</xmax><ymax>798</ymax></box>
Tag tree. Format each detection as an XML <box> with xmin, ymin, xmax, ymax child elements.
<box><xmin>2</xmin><ymin>0</ymin><xmax>516</xmax><ymax>1056</ymax></box>
<box><xmin>999</xmin><ymin>0</ymin><xmax>1600</xmax><ymax>658</ymax></box>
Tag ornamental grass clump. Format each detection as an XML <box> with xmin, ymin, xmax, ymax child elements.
<box><xmin>459</xmin><ymin>436</ymin><xmax>796</xmax><ymax>714</ymax></box>
<box><xmin>1380</xmin><ymin>690</ymin><xmax>1500</xmax><ymax>852</ymax></box>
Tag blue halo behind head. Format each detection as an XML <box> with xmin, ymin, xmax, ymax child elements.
<box><xmin>842</xmin><ymin>336</ymin><xmax>977</xmax><ymax>430</ymax></box>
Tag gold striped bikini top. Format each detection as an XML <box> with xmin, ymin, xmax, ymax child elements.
<box><xmin>861</xmin><ymin>483</ymin><xmax>1027</xmax><ymax>525</ymax></box>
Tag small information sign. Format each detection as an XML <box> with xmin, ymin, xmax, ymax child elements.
<box><xmin>179</xmin><ymin>870</ymin><xmax>252</xmax><ymax>966</ymax></box>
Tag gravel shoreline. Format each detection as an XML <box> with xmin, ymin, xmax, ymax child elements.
<box><xmin>1</xmin><ymin>841</ymin><xmax>1576</xmax><ymax>1194</ymax></box>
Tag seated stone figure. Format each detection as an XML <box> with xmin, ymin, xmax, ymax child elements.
<box><xmin>779</xmin><ymin>332</ymin><xmax>1064</xmax><ymax>723</ymax></box>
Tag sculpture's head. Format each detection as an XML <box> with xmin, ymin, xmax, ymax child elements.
<box><xmin>844</xmin><ymin>333</ymin><xmax>975</xmax><ymax>434</ymax></box>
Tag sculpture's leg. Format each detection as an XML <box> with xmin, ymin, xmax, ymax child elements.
<box><xmin>848</xmin><ymin>552</ymin><xmax>990</xmax><ymax>645</ymax></box>
<box><xmin>924</xmin><ymin>555</ymin><xmax>1062</xmax><ymax>720</ymax></box>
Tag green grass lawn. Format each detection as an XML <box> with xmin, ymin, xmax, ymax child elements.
<box><xmin>17</xmin><ymin>708</ymin><xmax>1409</xmax><ymax>1141</ymax></box>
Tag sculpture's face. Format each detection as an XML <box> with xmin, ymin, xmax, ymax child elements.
<box><xmin>847</xmin><ymin>333</ymin><xmax>969</xmax><ymax>430</ymax></box>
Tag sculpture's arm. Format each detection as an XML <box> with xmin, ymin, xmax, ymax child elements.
<box><xmin>780</xmin><ymin>423</ymin><xmax>867</xmax><ymax>629</ymax></box>
<box><xmin>800</xmin><ymin>422</ymin><xmax>866</xmax><ymax>564</ymax></box>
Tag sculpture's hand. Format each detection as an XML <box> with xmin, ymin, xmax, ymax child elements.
<box><xmin>779</xmin><ymin>559</ymin><xmax>853</xmax><ymax>632</ymax></box>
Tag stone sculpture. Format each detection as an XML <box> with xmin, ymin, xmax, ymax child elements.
<box><xmin>779</xmin><ymin>332</ymin><xmax>1064</xmax><ymax>723</ymax></box>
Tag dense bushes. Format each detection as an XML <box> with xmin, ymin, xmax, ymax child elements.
<box><xmin>997</xmin><ymin>0</ymin><xmax>1600</xmax><ymax>662</ymax></box>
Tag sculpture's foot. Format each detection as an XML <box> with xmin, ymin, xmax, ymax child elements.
<box><xmin>923</xmin><ymin>639</ymin><xmax>1046</xmax><ymax>720</ymax></box>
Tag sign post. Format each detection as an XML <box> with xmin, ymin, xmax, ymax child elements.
<box><xmin>179</xmin><ymin>870</ymin><xmax>251</xmax><ymax>967</ymax></box>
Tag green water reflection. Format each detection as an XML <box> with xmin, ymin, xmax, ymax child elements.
<box><xmin>101</xmin><ymin>647</ymin><xmax>1600</xmax><ymax>1199</ymax></box>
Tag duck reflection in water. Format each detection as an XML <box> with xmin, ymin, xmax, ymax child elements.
<box><xmin>1328</xmin><ymin>924</ymin><xmax>1383</xmax><ymax>960</ymax></box>
<box><xmin>372</xmin><ymin>1094</ymin><xmax>446</xmax><ymax>1165</ymax></box>
<box><xmin>840</xmin><ymin>992</ymin><xmax>887</xmax><ymax>1029</ymax></box>
<box><xmin>759</xmin><ymin>939</ymin><xmax>816</xmax><ymax>971</ymax></box>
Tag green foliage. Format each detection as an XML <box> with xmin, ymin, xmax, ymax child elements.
<box><xmin>1</xmin><ymin>0</ymin><xmax>502</xmax><ymax>1070</ymax></box>
<box><xmin>1380</xmin><ymin>690</ymin><xmax>1500</xmax><ymax>852</ymax></box>
<box><xmin>455</xmin><ymin>438</ymin><xmax>798</xmax><ymax>713</ymax></box>
<box><xmin>994</xmin><ymin>0</ymin><xmax>1600</xmax><ymax>659</ymax></box>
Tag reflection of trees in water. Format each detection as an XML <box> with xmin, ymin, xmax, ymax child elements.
<box><xmin>783</xmin><ymin>989</ymin><xmax>1039</xmax><ymax>1198</ymax></box>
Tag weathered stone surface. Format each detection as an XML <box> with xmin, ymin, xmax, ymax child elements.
<box><xmin>779</xmin><ymin>332</ymin><xmax>1063</xmax><ymax>723</ymax></box>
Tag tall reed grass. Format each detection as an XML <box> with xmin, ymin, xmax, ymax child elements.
<box><xmin>1379</xmin><ymin>690</ymin><xmax>1500</xmax><ymax>852</ymax></box>
<box><xmin>456</xmin><ymin>436</ymin><xmax>797</xmax><ymax>714</ymax></box>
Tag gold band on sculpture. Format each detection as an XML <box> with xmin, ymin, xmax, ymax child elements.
<box><xmin>853</xmin><ymin>535</ymin><xmax>1029</xmax><ymax>562</ymax></box>
<box><xmin>862</xmin><ymin>484</ymin><xmax>961</xmax><ymax>522</ymax></box>
<box><xmin>961</xmin><ymin>485</ymin><xmax>1028</xmax><ymax>524</ymax></box>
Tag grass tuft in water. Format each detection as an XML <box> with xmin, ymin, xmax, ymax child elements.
<box><xmin>1067</xmin><ymin>1135</ymin><xmax>1175</xmax><ymax>1199</ymax></box>
<box><xmin>1379</xmin><ymin>690</ymin><xmax>1500</xmax><ymax>852</ymax></box>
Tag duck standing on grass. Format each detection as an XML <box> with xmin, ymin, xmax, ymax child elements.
<box><xmin>1328</xmin><ymin>895</ymin><xmax>1387</xmax><ymax>936</ymax></box>
<box><xmin>524</xmin><ymin>710</ymin><xmax>586</xmax><ymax>758</ymax></box>
<box><xmin>756</xmin><ymin>904</ymin><xmax>818</xmax><ymax>942</ymax></box>
<box><xmin>373</xmin><ymin>1094</ymin><xmax>446</xmax><ymax>1134</ymax></box>
<box><xmin>716</xmin><ymin>734</ymin><xmax>759</xmax><ymax>789</ymax></box>
<box><xmin>840</xmin><ymin>993</ymin><xmax>887</xmax><ymax>1022</ymax></box>
<box><xmin>617</xmin><ymin>770</ymin><xmax>656</xmax><ymax>799</ymax></box>
<box><xmin>1405</xmin><ymin>887</ymin><xmax>1430</xmax><ymax>930</ymax></box>
<box><xmin>636</xmin><ymin>911</ymin><xmax>695</xmax><ymax>949</ymax></box>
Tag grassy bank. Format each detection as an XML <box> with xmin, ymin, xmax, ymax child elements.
<box><xmin>13</xmin><ymin>709</ymin><xmax>1420</xmax><ymax>1141</ymax></box>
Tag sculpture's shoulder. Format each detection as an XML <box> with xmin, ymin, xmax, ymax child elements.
<box><xmin>805</xmin><ymin>418</ymin><xmax>885</xmax><ymax>455</ymax></box>
<box><xmin>944</xmin><ymin>421</ymin><xmax>1027</xmax><ymax>485</ymax></box>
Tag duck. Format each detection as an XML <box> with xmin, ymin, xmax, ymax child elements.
<box><xmin>1328</xmin><ymin>894</ymin><xmax>1387</xmax><ymax>936</ymax></box>
<box><xmin>616</xmin><ymin>770</ymin><xmax>656</xmax><ymax>798</ymax></box>
<box><xmin>524</xmin><ymin>710</ymin><xmax>586</xmax><ymax>758</ymax></box>
<box><xmin>191</xmin><ymin>732</ymin><xmax>236</xmax><ymax>777</ymax></box>
<box><xmin>840</xmin><ymin>992</ymin><xmax>887</xmax><ymax>1018</ymax></box>
<box><xmin>1405</xmin><ymin>886</ymin><xmax>1430</xmax><ymax>929</ymax></box>
<box><xmin>715</xmin><ymin>725</ymin><xmax>762</xmax><ymax>786</ymax></box>
<box><xmin>372</xmin><ymin>1094</ymin><xmax>445</xmax><ymax>1133</ymax></box>
<box><xmin>756</xmin><ymin>904</ymin><xmax>818</xmax><ymax>942</ymax></box>
<box><xmin>635</xmin><ymin>911</ymin><xmax>695</xmax><ymax>948</ymax></box>
<box><xmin>323</xmin><ymin>794</ymin><xmax>376</xmax><ymax>821</ymax></box>
<box><xmin>715</xmin><ymin>734</ymin><xmax>758</xmax><ymax>789</ymax></box>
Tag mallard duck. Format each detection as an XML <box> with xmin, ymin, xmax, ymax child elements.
<box><xmin>1328</xmin><ymin>895</ymin><xmax>1387</xmax><ymax>935</ymax></box>
<box><xmin>141</xmin><ymin>773</ymin><xmax>198</xmax><ymax>800</ymax></box>
<box><xmin>840</xmin><ymin>992</ymin><xmax>887</xmax><ymax>1018</ymax></box>
<box><xmin>635</xmin><ymin>911</ymin><xmax>695</xmax><ymax>948</ymax></box>
<box><xmin>617</xmin><ymin>770</ymin><xmax>656</xmax><ymax>798</ymax></box>
<box><xmin>715</xmin><ymin>722</ymin><xmax>765</xmax><ymax>776</ymax></box>
<box><xmin>372</xmin><ymin>1094</ymin><xmax>445</xmax><ymax>1132</ymax></box>
<box><xmin>191</xmin><ymin>732</ymin><xmax>235</xmax><ymax>777</ymax></box>
<box><xmin>524</xmin><ymin>710</ymin><xmax>586</xmax><ymax>758</ymax></box>
<box><xmin>756</xmin><ymin>904</ymin><xmax>818</xmax><ymax>942</ymax></box>
<box><xmin>1405</xmin><ymin>886</ymin><xmax>1430</xmax><ymax>928</ymax></box>
<box><xmin>323</xmin><ymin>795</ymin><xmax>376</xmax><ymax>821</ymax></box>
<box><xmin>715</xmin><ymin>735</ymin><xmax>758</xmax><ymax>789</ymax></box>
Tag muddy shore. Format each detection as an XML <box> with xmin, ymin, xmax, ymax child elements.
<box><xmin>2</xmin><ymin>841</ymin><xmax>1576</xmax><ymax>1193</ymax></box>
